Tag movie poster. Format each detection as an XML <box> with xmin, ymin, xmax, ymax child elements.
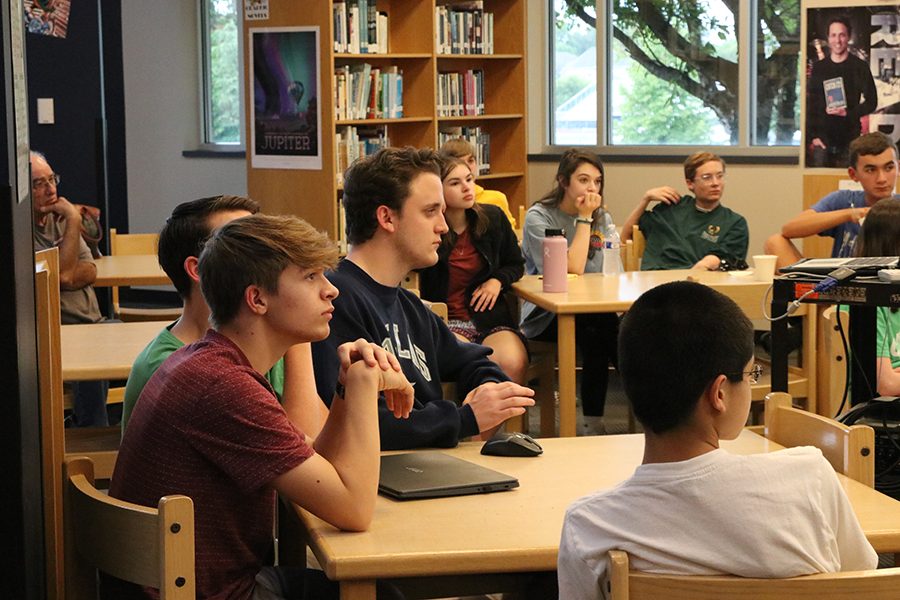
<box><xmin>805</xmin><ymin>6</ymin><xmax>900</xmax><ymax>168</ymax></box>
<box><xmin>23</xmin><ymin>0</ymin><xmax>70</xmax><ymax>38</ymax></box>
<box><xmin>250</xmin><ymin>27</ymin><xmax>322</xmax><ymax>170</ymax></box>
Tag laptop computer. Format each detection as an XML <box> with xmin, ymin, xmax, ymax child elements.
<box><xmin>378</xmin><ymin>452</ymin><xmax>519</xmax><ymax>500</ymax></box>
<box><xmin>779</xmin><ymin>256</ymin><xmax>899</xmax><ymax>276</ymax></box>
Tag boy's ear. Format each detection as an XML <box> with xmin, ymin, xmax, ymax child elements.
<box><xmin>375</xmin><ymin>204</ymin><xmax>397</xmax><ymax>233</ymax></box>
<box><xmin>847</xmin><ymin>165</ymin><xmax>859</xmax><ymax>182</ymax></box>
<box><xmin>243</xmin><ymin>284</ymin><xmax>268</xmax><ymax>316</ymax></box>
<box><xmin>183</xmin><ymin>256</ymin><xmax>200</xmax><ymax>285</ymax></box>
<box><xmin>705</xmin><ymin>374</ymin><xmax>729</xmax><ymax>414</ymax></box>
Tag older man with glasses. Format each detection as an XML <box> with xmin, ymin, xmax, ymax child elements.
<box><xmin>31</xmin><ymin>150</ymin><xmax>109</xmax><ymax>427</ymax></box>
<box><xmin>620</xmin><ymin>151</ymin><xmax>749</xmax><ymax>271</ymax></box>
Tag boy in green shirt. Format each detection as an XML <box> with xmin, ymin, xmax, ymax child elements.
<box><xmin>121</xmin><ymin>195</ymin><xmax>327</xmax><ymax>435</ymax></box>
<box><xmin>621</xmin><ymin>152</ymin><xmax>749</xmax><ymax>271</ymax></box>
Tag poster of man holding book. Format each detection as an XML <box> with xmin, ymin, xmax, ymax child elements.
<box><xmin>805</xmin><ymin>6</ymin><xmax>890</xmax><ymax>168</ymax></box>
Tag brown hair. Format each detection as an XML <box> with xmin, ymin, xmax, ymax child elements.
<box><xmin>438</xmin><ymin>156</ymin><xmax>489</xmax><ymax>251</ymax></box>
<box><xmin>683</xmin><ymin>152</ymin><xmax>725</xmax><ymax>181</ymax></box>
<box><xmin>342</xmin><ymin>147</ymin><xmax>442</xmax><ymax>245</ymax></box>
<box><xmin>439</xmin><ymin>137</ymin><xmax>476</xmax><ymax>159</ymax></box>
<box><xmin>539</xmin><ymin>149</ymin><xmax>605</xmax><ymax>218</ymax></box>
<box><xmin>849</xmin><ymin>132</ymin><xmax>898</xmax><ymax>169</ymax></box>
<box><xmin>854</xmin><ymin>198</ymin><xmax>900</xmax><ymax>258</ymax></box>
<box><xmin>198</xmin><ymin>213</ymin><xmax>339</xmax><ymax>328</ymax></box>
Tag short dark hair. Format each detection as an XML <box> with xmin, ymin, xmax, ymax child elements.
<box><xmin>618</xmin><ymin>281</ymin><xmax>754</xmax><ymax>434</ymax></box>
<box><xmin>827</xmin><ymin>16</ymin><xmax>852</xmax><ymax>39</ymax></box>
<box><xmin>158</xmin><ymin>195</ymin><xmax>259</xmax><ymax>298</ymax></box>
<box><xmin>198</xmin><ymin>214</ymin><xmax>339</xmax><ymax>328</ymax></box>
<box><xmin>342</xmin><ymin>147</ymin><xmax>442</xmax><ymax>245</ymax></box>
<box><xmin>855</xmin><ymin>198</ymin><xmax>900</xmax><ymax>258</ymax></box>
<box><xmin>849</xmin><ymin>132</ymin><xmax>898</xmax><ymax>169</ymax></box>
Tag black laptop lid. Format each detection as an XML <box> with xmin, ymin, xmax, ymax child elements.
<box><xmin>378</xmin><ymin>452</ymin><xmax>519</xmax><ymax>500</ymax></box>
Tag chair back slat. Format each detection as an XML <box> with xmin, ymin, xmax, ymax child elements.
<box><xmin>764</xmin><ymin>392</ymin><xmax>874</xmax><ymax>487</ymax></box>
<box><xmin>64</xmin><ymin>456</ymin><xmax>195</xmax><ymax>599</ymax></box>
<box><xmin>609</xmin><ymin>550</ymin><xmax>900</xmax><ymax>599</ymax></box>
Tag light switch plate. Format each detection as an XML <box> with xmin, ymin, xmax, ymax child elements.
<box><xmin>37</xmin><ymin>98</ymin><xmax>54</xmax><ymax>124</ymax></box>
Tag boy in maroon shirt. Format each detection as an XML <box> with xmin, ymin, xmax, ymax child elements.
<box><xmin>110</xmin><ymin>214</ymin><xmax>413</xmax><ymax>599</ymax></box>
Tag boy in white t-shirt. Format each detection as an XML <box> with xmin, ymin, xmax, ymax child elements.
<box><xmin>557</xmin><ymin>281</ymin><xmax>877</xmax><ymax>600</ymax></box>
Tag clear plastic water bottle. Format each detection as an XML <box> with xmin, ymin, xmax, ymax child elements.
<box><xmin>601</xmin><ymin>223</ymin><xmax>621</xmax><ymax>276</ymax></box>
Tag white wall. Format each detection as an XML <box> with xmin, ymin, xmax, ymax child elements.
<box><xmin>528</xmin><ymin>161</ymin><xmax>801</xmax><ymax>258</ymax></box>
<box><xmin>121</xmin><ymin>1</ymin><xmax>246</xmax><ymax>235</ymax></box>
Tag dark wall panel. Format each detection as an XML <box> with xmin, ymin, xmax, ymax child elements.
<box><xmin>25</xmin><ymin>0</ymin><xmax>127</xmax><ymax>248</ymax></box>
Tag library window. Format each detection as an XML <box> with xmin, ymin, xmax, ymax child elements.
<box><xmin>551</xmin><ymin>0</ymin><xmax>801</xmax><ymax>148</ymax></box>
<box><xmin>201</xmin><ymin>0</ymin><xmax>242</xmax><ymax>146</ymax></box>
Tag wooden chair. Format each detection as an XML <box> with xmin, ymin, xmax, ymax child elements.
<box><xmin>607</xmin><ymin>550</ymin><xmax>900</xmax><ymax>600</ymax></box>
<box><xmin>622</xmin><ymin>225</ymin><xmax>645</xmax><ymax>272</ymax></box>
<box><xmin>36</xmin><ymin>248</ymin><xmax>67</xmax><ymax>598</ymax></box>
<box><xmin>817</xmin><ymin>305</ymin><xmax>849</xmax><ymax>419</ymax></box>
<box><xmin>764</xmin><ymin>391</ymin><xmax>875</xmax><ymax>487</ymax></box>
<box><xmin>37</xmin><ymin>248</ymin><xmax>128</xmax><ymax>597</ymax></box>
<box><xmin>109</xmin><ymin>227</ymin><xmax>182</xmax><ymax>321</ymax></box>
<box><xmin>401</xmin><ymin>270</ymin><xmax>420</xmax><ymax>294</ymax></box>
<box><xmin>64</xmin><ymin>456</ymin><xmax>195</xmax><ymax>599</ymax></box>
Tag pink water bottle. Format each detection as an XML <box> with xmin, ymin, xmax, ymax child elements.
<box><xmin>542</xmin><ymin>228</ymin><xmax>568</xmax><ymax>292</ymax></box>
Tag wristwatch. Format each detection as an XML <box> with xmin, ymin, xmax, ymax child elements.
<box><xmin>575</xmin><ymin>217</ymin><xmax>593</xmax><ymax>225</ymax></box>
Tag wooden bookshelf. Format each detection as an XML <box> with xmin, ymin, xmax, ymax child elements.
<box><xmin>244</xmin><ymin>1</ymin><xmax>528</xmax><ymax>243</ymax></box>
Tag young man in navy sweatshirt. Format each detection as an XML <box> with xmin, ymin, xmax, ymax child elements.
<box><xmin>312</xmin><ymin>147</ymin><xmax>534</xmax><ymax>450</ymax></box>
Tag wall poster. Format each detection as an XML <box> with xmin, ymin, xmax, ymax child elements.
<box><xmin>23</xmin><ymin>0</ymin><xmax>71</xmax><ymax>38</ymax></box>
<box><xmin>806</xmin><ymin>5</ymin><xmax>900</xmax><ymax>168</ymax></box>
<box><xmin>250</xmin><ymin>27</ymin><xmax>322</xmax><ymax>170</ymax></box>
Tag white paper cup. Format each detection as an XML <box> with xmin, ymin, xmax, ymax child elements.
<box><xmin>753</xmin><ymin>254</ymin><xmax>778</xmax><ymax>282</ymax></box>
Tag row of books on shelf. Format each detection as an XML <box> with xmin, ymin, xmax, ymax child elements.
<box><xmin>335</xmin><ymin>124</ymin><xmax>493</xmax><ymax>184</ymax></box>
<box><xmin>437</xmin><ymin>70</ymin><xmax>484</xmax><ymax>117</ymax></box>
<box><xmin>435</xmin><ymin>4</ymin><xmax>494</xmax><ymax>55</ymax></box>
<box><xmin>335</xmin><ymin>125</ymin><xmax>391</xmax><ymax>186</ymax></box>
<box><xmin>334</xmin><ymin>64</ymin><xmax>403</xmax><ymax>121</ymax></box>
<box><xmin>439</xmin><ymin>126</ymin><xmax>491</xmax><ymax>175</ymax></box>
<box><xmin>333</xmin><ymin>0</ymin><xmax>388</xmax><ymax>54</ymax></box>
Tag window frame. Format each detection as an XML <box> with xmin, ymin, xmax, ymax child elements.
<box><xmin>198</xmin><ymin>0</ymin><xmax>245</xmax><ymax>151</ymax></box>
<box><xmin>543</xmin><ymin>0</ymin><xmax>800</xmax><ymax>159</ymax></box>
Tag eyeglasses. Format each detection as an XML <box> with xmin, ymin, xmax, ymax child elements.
<box><xmin>729</xmin><ymin>363</ymin><xmax>762</xmax><ymax>384</ymax></box>
<box><xmin>32</xmin><ymin>173</ymin><xmax>60</xmax><ymax>190</ymax></box>
<box><xmin>696</xmin><ymin>172</ymin><xmax>725</xmax><ymax>183</ymax></box>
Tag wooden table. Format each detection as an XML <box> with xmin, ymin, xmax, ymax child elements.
<box><xmin>295</xmin><ymin>432</ymin><xmax>900</xmax><ymax>599</ymax></box>
<box><xmin>512</xmin><ymin>271</ymin><xmax>815</xmax><ymax>437</ymax></box>
<box><xmin>92</xmin><ymin>254</ymin><xmax>170</xmax><ymax>287</ymax></box>
<box><xmin>61</xmin><ymin>320</ymin><xmax>170</xmax><ymax>380</ymax></box>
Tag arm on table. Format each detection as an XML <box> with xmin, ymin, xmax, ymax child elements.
<box><xmin>274</xmin><ymin>342</ymin><xmax>412</xmax><ymax>531</ymax></box>
<box><xmin>782</xmin><ymin>207</ymin><xmax>865</xmax><ymax>239</ymax></box>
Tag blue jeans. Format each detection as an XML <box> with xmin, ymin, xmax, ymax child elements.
<box><xmin>70</xmin><ymin>379</ymin><xmax>109</xmax><ymax>427</ymax></box>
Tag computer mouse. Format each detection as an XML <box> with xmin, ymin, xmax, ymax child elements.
<box><xmin>480</xmin><ymin>432</ymin><xmax>543</xmax><ymax>457</ymax></box>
